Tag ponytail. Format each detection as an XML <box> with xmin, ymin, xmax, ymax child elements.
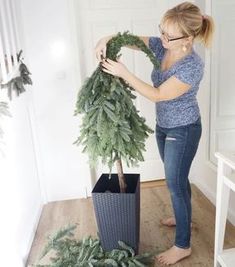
<box><xmin>197</xmin><ymin>15</ymin><xmax>215</xmax><ymax>47</ymax></box>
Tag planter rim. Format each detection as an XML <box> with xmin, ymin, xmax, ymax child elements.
<box><xmin>92</xmin><ymin>173</ymin><xmax>140</xmax><ymax>194</ymax></box>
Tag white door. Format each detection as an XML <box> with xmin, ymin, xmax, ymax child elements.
<box><xmin>75</xmin><ymin>0</ymin><xmax>188</xmax><ymax>182</ymax></box>
<box><xmin>209</xmin><ymin>0</ymin><xmax>235</xmax><ymax>164</ymax></box>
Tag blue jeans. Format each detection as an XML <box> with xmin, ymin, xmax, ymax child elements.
<box><xmin>155</xmin><ymin>117</ymin><xmax>202</xmax><ymax>249</ymax></box>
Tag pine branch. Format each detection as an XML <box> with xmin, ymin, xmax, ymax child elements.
<box><xmin>1</xmin><ymin>50</ymin><xmax>32</xmax><ymax>100</ymax></box>
<box><xmin>34</xmin><ymin>225</ymin><xmax>159</xmax><ymax>267</ymax></box>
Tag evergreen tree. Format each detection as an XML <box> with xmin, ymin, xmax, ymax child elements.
<box><xmin>74</xmin><ymin>32</ymin><xmax>159</xmax><ymax>192</ymax></box>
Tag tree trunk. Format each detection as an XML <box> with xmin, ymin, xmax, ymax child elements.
<box><xmin>116</xmin><ymin>159</ymin><xmax>127</xmax><ymax>193</ymax></box>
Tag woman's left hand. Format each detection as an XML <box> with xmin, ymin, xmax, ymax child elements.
<box><xmin>101</xmin><ymin>58</ymin><xmax>130</xmax><ymax>79</ymax></box>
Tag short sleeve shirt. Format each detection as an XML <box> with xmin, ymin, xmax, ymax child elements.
<box><xmin>149</xmin><ymin>36</ymin><xmax>204</xmax><ymax>128</ymax></box>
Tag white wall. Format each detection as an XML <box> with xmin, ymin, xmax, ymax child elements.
<box><xmin>190</xmin><ymin>0</ymin><xmax>235</xmax><ymax>226</ymax></box>
<box><xmin>0</xmin><ymin>87</ymin><xmax>43</xmax><ymax>265</ymax></box>
<box><xmin>0</xmin><ymin>0</ymin><xmax>92</xmax><ymax>265</ymax></box>
<box><xmin>20</xmin><ymin>0</ymin><xmax>92</xmax><ymax>203</ymax></box>
<box><xmin>0</xmin><ymin>0</ymin><xmax>43</xmax><ymax>265</ymax></box>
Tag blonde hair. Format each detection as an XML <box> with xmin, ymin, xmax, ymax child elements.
<box><xmin>162</xmin><ymin>1</ymin><xmax>215</xmax><ymax>47</ymax></box>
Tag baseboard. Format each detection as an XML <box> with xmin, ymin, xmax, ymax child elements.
<box><xmin>141</xmin><ymin>179</ymin><xmax>166</xmax><ymax>188</ymax></box>
<box><xmin>192</xmin><ymin>181</ymin><xmax>235</xmax><ymax>226</ymax></box>
<box><xmin>24</xmin><ymin>204</ymin><xmax>44</xmax><ymax>266</ymax></box>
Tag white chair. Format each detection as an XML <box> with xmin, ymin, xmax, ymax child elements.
<box><xmin>214</xmin><ymin>151</ymin><xmax>235</xmax><ymax>267</ymax></box>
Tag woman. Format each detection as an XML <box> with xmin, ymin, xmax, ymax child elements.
<box><xmin>95</xmin><ymin>2</ymin><xmax>214</xmax><ymax>265</ymax></box>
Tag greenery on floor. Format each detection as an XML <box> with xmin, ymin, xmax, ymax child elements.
<box><xmin>34</xmin><ymin>225</ymin><xmax>158</xmax><ymax>267</ymax></box>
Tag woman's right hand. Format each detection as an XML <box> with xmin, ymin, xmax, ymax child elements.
<box><xmin>94</xmin><ymin>35</ymin><xmax>113</xmax><ymax>62</ymax></box>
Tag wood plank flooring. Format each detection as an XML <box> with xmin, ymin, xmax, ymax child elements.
<box><xmin>27</xmin><ymin>182</ymin><xmax>235</xmax><ymax>266</ymax></box>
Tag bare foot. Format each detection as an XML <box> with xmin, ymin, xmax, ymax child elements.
<box><xmin>160</xmin><ymin>217</ymin><xmax>193</xmax><ymax>228</ymax></box>
<box><xmin>160</xmin><ymin>217</ymin><xmax>176</xmax><ymax>227</ymax></box>
<box><xmin>156</xmin><ymin>245</ymin><xmax>192</xmax><ymax>265</ymax></box>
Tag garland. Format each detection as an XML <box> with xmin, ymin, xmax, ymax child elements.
<box><xmin>1</xmin><ymin>50</ymin><xmax>32</xmax><ymax>100</ymax></box>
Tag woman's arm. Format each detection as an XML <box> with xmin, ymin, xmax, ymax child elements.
<box><xmin>122</xmin><ymin>71</ymin><xmax>190</xmax><ymax>102</ymax></box>
<box><xmin>101</xmin><ymin>59</ymin><xmax>191</xmax><ymax>102</ymax></box>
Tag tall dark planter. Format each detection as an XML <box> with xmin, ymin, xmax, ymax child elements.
<box><xmin>92</xmin><ymin>173</ymin><xmax>140</xmax><ymax>253</ymax></box>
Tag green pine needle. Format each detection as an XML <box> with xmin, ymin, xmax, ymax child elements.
<box><xmin>34</xmin><ymin>225</ymin><xmax>159</xmax><ymax>267</ymax></box>
<box><xmin>1</xmin><ymin>50</ymin><xmax>32</xmax><ymax>100</ymax></box>
<box><xmin>74</xmin><ymin>32</ymin><xmax>160</xmax><ymax>172</ymax></box>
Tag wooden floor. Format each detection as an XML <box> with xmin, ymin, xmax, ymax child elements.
<box><xmin>27</xmin><ymin>181</ymin><xmax>235</xmax><ymax>266</ymax></box>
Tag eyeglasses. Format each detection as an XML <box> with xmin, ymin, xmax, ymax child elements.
<box><xmin>158</xmin><ymin>24</ymin><xmax>188</xmax><ymax>42</ymax></box>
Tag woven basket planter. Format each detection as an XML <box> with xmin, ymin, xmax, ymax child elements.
<box><xmin>92</xmin><ymin>173</ymin><xmax>140</xmax><ymax>253</ymax></box>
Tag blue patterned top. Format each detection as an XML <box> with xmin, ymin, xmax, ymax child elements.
<box><xmin>149</xmin><ymin>37</ymin><xmax>204</xmax><ymax>128</ymax></box>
